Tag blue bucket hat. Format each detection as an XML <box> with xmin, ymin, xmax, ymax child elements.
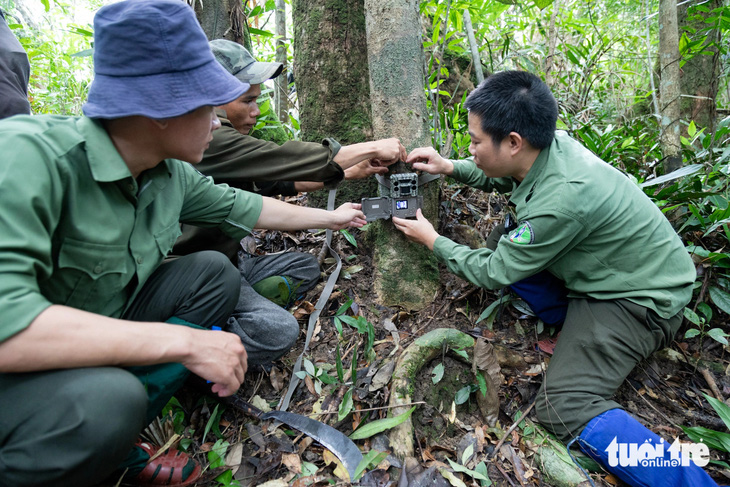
<box><xmin>82</xmin><ymin>0</ymin><xmax>249</xmax><ymax>119</ymax></box>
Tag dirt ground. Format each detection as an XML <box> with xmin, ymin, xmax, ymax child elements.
<box><xmin>112</xmin><ymin>183</ymin><xmax>730</xmax><ymax>487</ymax></box>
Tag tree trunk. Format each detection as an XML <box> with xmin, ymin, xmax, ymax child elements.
<box><xmin>274</xmin><ymin>0</ymin><xmax>288</xmax><ymax>123</ymax></box>
<box><xmin>658</xmin><ymin>0</ymin><xmax>682</xmax><ymax>173</ymax></box>
<box><xmin>678</xmin><ymin>0</ymin><xmax>720</xmax><ymax>134</ymax></box>
<box><xmin>291</xmin><ymin>0</ymin><xmax>376</xmax><ymax>207</ymax></box>
<box><xmin>365</xmin><ymin>0</ymin><xmax>440</xmax><ymax>310</ymax></box>
<box><xmin>545</xmin><ymin>0</ymin><xmax>560</xmax><ymax>88</ymax></box>
<box><xmin>193</xmin><ymin>0</ymin><xmax>249</xmax><ymax>48</ymax></box>
<box><xmin>463</xmin><ymin>9</ymin><xmax>484</xmax><ymax>85</ymax></box>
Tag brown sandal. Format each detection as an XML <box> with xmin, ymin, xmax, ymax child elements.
<box><xmin>131</xmin><ymin>442</ymin><xmax>202</xmax><ymax>487</ymax></box>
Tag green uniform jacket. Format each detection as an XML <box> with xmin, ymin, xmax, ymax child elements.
<box><xmin>173</xmin><ymin>115</ymin><xmax>344</xmax><ymax>261</ymax></box>
<box><xmin>0</xmin><ymin>115</ymin><xmax>263</xmax><ymax>342</ymax></box>
<box><xmin>433</xmin><ymin>131</ymin><xmax>695</xmax><ymax>319</ymax></box>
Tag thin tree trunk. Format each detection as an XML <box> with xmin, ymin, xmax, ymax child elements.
<box><xmin>659</xmin><ymin>0</ymin><xmax>682</xmax><ymax>173</ymax></box>
<box><xmin>545</xmin><ymin>0</ymin><xmax>560</xmax><ymax>87</ymax></box>
<box><xmin>274</xmin><ymin>0</ymin><xmax>288</xmax><ymax>123</ymax></box>
<box><xmin>463</xmin><ymin>9</ymin><xmax>484</xmax><ymax>85</ymax></box>
<box><xmin>365</xmin><ymin>0</ymin><xmax>440</xmax><ymax>310</ymax></box>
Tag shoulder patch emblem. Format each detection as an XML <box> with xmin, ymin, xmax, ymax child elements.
<box><xmin>509</xmin><ymin>221</ymin><xmax>534</xmax><ymax>245</ymax></box>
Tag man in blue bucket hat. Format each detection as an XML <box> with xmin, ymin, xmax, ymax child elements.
<box><xmin>0</xmin><ymin>1</ymin><xmax>365</xmax><ymax>486</ymax></box>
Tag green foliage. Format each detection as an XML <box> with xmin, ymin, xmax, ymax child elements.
<box><xmin>683</xmin><ymin>393</ymin><xmax>730</xmax><ymax>453</ymax></box>
<box><xmin>349</xmin><ymin>406</ymin><xmax>417</xmax><ymax>440</ymax></box>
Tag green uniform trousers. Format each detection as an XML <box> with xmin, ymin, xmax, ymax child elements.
<box><xmin>0</xmin><ymin>251</ymin><xmax>240</xmax><ymax>487</ymax></box>
<box><xmin>486</xmin><ymin>224</ymin><xmax>682</xmax><ymax>441</ymax></box>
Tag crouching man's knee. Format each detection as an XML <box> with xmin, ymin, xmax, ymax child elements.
<box><xmin>0</xmin><ymin>368</ymin><xmax>148</xmax><ymax>487</ymax></box>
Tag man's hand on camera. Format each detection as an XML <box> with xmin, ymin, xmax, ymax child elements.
<box><xmin>392</xmin><ymin>209</ymin><xmax>439</xmax><ymax>250</ymax></box>
<box><xmin>406</xmin><ymin>147</ymin><xmax>454</xmax><ymax>176</ymax></box>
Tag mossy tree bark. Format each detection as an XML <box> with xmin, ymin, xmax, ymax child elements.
<box><xmin>364</xmin><ymin>0</ymin><xmax>440</xmax><ymax>310</ymax></box>
<box><xmin>678</xmin><ymin>0</ymin><xmax>721</xmax><ymax>135</ymax></box>
<box><xmin>291</xmin><ymin>0</ymin><xmax>376</xmax><ymax>207</ymax></box>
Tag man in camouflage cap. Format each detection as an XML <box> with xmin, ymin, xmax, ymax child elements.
<box><xmin>173</xmin><ymin>40</ymin><xmax>406</xmax><ymax>370</ymax></box>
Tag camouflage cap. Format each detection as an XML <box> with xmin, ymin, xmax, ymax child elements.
<box><xmin>209</xmin><ymin>39</ymin><xmax>283</xmax><ymax>85</ymax></box>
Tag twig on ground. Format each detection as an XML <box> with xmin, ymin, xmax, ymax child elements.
<box><xmin>315</xmin><ymin>401</ymin><xmax>426</xmax><ymax>416</ymax></box>
<box><xmin>700</xmin><ymin>367</ymin><xmax>724</xmax><ymax>402</ymax></box>
<box><xmin>494</xmin><ymin>461</ymin><xmax>518</xmax><ymax>487</ymax></box>
<box><xmin>490</xmin><ymin>401</ymin><xmax>536</xmax><ymax>460</ymax></box>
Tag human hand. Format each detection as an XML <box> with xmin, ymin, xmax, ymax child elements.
<box><xmin>406</xmin><ymin>147</ymin><xmax>454</xmax><ymax>175</ymax></box>
<box><xmin>392</xmin><ymin>209</ymin><xmax>440</xmax><ymax>250</ymax></box>
<box><xmin>182</xmin><ymin>328</ymin><xmax>248</xmax><ymax>397</ymax></box>
<box><xmin>344</xmin><ymin>159</ymin><xmax>389</xmax><ymax>180</ymax></box>
<box><xmin>330</xmin><ymin>202</ymin><xmax>367</xmax><ymax>229</ymax></box>
<box><xmin>370</xmin><ymin>138</ymin><xmax>407</xmax><ymax>166</ymax></box>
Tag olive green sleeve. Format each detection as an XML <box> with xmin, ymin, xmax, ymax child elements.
<box><xmin>0</xmin><ymin>132</ymin><xmax>58</xmax><ymax>340</ymax></box>
<box><xmin>432</xmin><ymin>209</ymin><xmax>588</xmax><ymax>290</ymax></box>
<box><xmin>178</xmin><ymin>163</ymin><xmax>263</xmax><ymax>241</ymax></box>
<box><xmin>199</xmin><ymin>126</ymin><xmax>344</xmax><ymax>189</ymax></box>
<box><xmin>451</xmin><ymin>158</ymin><xmax>514</xmax><ymax>194</ymax></box>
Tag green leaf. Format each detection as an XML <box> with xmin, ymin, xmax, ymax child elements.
<box><xmin>319</xmin><ymin>373</ymin><xmax>338</xmax><ymax>385</ymax></box>
<box><xmin>353</xmin><ymin>450</ymin><xmax>388</xmax><ymax>481</ymax></box>
<box><xmin>248</xmin><ymin>27</ymin><xmax>274</xmax><ymax>37</ymax></box>
<box><xmin>214</xmin><ymin>468</ymin><xmax>237</xmax><ymax>486</ymax></box>
<box><xmin>476</xmin><ymin>373</ymin><xmax>488</xmax><ymax>397</ymax></box>
<box><xmin>532</xmin><ymin>0</ymin><xmax>554</xmax><ymax>9</ymax></box>
<box><xmin>340</xmin><ymin>229</ymin><xmax>357</xmax><ymax>247</ymax></box>
<box><xmin>474</xmin><ymin>461</ymin><xmax>493</xmax><ymax>486</ymax></box>
<box><xmin>476</xmin><ymin>295</ymin><xmax>512</xmax><ymax>327</ymax></box>
<box><xmin>203</xmin><ymin>403</ymin><xmax>222</xmax><ymax>443</ymax></box>
<box><xmin>697</xmin><ymin>302</ymin><xmax>713</xmax><ymax>322</ymax></box>
<box><xmin>684</xmin><ymin>307</ymin><xmax>702</xmax><ymax>326</ymax></box>
<box><xmin>333</xmin><ymin>316</ymin><xmax>343</xmax><ymax>336</ymax></box>
<box><xmin>338</xmin><ymin>388</ymin><xmax>354</xmax><ymax>421</ymax></box>
<box><xmin>683</xmin><ymin>426</ymin><xmax>730</xmax><ymax>453</ymax></box>
<box><xmin>304</xmin><ymin>358</ymin><xmax>316</xmax><ymax>377</ymax></box>
<box><xmin>207</xmin><ymin>439</ymin><xmax>229</xmax><ymax>469</ymax></box>
<box><xmin>707</xmin><ymin>328</ymin><xmax>729</xmax><ymax>345</ymax></box>
<box><xmin>703</xmin><ymin>392</ymin><xmax>730</xmax><ymax>431</ymax></box>
<box><xmin>431</xmin><ymin>363</ymin><xmax>445</xmax><ymax>384</ymax></box>
<box><xmin>336</xmin><ymin>344</ymin><xmax>345</xmax><ymax>382</ymax></box>
<box><xmin>446</xmin><ymin>458</ymin><xmax>489</xmax><ymax>481</ymax></box>
<box><xmin>300</xmin><ymin>461</ymin><xmax>318</xmax><ymax>477</ymax></box>
<box><xmin>350</xmin><ymin>406</ymin><xmax>417</xmax><ymax>440</ymax></box>
<box><xmin>710</xmin><ymin>286</ymin><xmax>730</xmax><ymax>315</ymax></box>
<box><xmin>685</xmin><ymin>329</ymin><xmax>701</xmax><ymax>339</ymax></box>
<box><xmin>455</xmin><ymin>386</ymin><xmax>472</xmax><ymax>405</ymax></box>
<box><xmin>335</xmin><ymin>298</ymin><xmax>354</xmax><ymax>316</ymax></box>
<box><xmin>462</xmin><ymin>443</ymin><xmax>475</xmax><ymax>465</ymax></box>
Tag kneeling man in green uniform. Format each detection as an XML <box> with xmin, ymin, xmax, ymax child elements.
<box><xmin>0</xmin><ymin>1</ymin><xmax>365</xmax><ymax>486</ymax></box>
<box><xmin>392</xmin><ymin>70</ymin><xmax>717</xmax><ymax>487</ymax></box>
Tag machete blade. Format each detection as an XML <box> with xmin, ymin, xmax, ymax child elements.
<box><xmin>261</xmin><ymin>410</ymin><xmax>364</xmax><ymax>480</ymax></box>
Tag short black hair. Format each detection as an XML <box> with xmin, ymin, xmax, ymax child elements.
<box><xmin>464</xmin><ymin>71</ymin><xmax>557</xmax><ymax>150</ymax></box>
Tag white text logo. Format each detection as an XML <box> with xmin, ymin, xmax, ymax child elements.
<box><xmin>605</xmin><ymin>437</ymin><xmax>709</xmax><ymax>468</ymax></box>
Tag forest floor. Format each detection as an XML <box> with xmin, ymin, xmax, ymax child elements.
<box><xmin>111</xmin><ymin>183</ymin><xmax>730</xmax><ymax>487</ymax></box>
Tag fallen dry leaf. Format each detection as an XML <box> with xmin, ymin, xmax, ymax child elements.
<box><xmin>225</xmin><ymin>442</ymin><xmax>243</xmax><ymax>476</ymax></box>
<box><xmin>293</xmin><ymin>301</ymin><xmax>315</xmax><ymax>320</ymax></box>
<box><xmin>322</xmin><ymin>448</ymin><xmax>350</xmax><ymax>482</ymax></box>
<box><xmin>270</xmin><ymin>366</ymin><xmax>285</xmax><ymax>392</ymax></box>
<box><xmin>281</xmin><ymin>452</ymin><xmax>302</xmax><ymax>474</ymax></box>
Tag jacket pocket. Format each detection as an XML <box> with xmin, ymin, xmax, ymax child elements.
<box><xmin>57</xmin><ymin>238</ymin><xmax>129</xmax><ymax>311</ymax></box>
<box><xmin>154</xmin><ymin>221</ymin><xmax>183</xmax><ymax>258</ymax></box>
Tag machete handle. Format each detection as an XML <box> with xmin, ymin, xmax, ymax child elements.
<box><xmin>224</xmin><ymin>395</ymin><xmax>264</xmax><ymax>419</ymax></box>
